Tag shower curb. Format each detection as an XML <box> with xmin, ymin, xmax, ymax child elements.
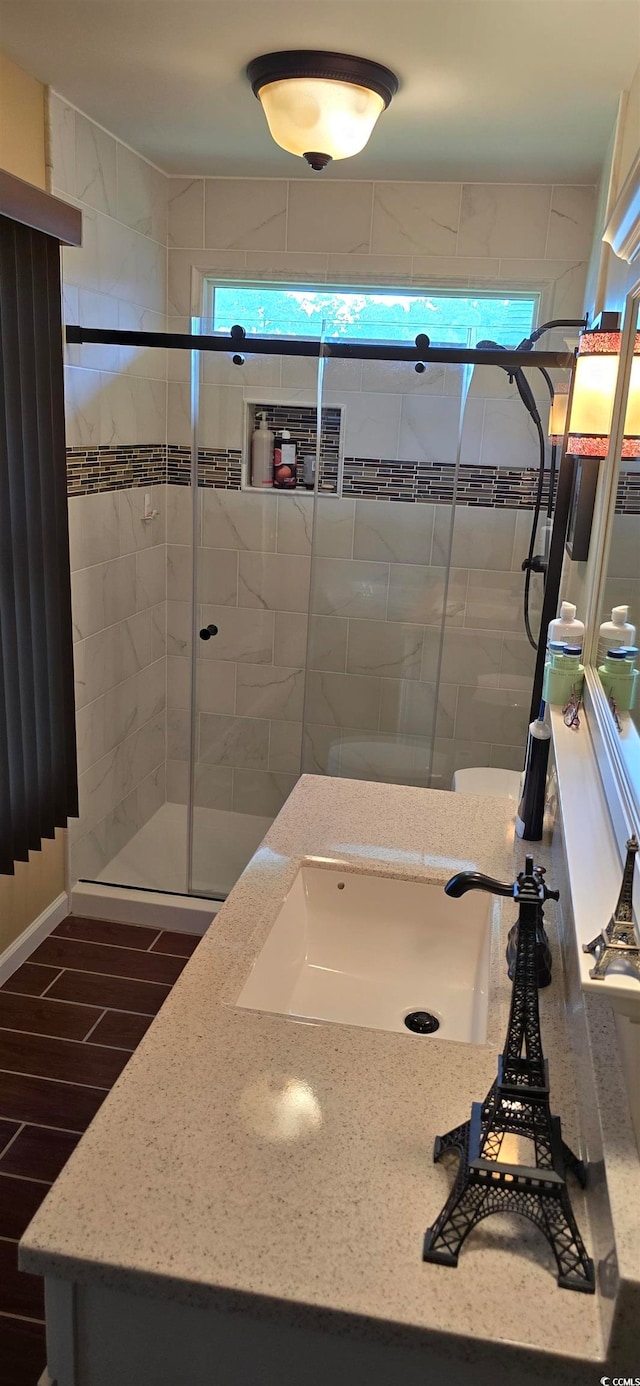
<box><xmin>71</xmin><ymin>882</ymin><xmax>215</xmax><ymax>935</ymax></box>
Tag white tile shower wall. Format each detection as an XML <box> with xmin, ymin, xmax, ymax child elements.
<box><xmin>304</xmin><ymin>496</ymin><xmax>541</xmax><ymax>788</ymax></box>
<box><xmin>50</xmin><ymin>91</ymin><xmax>168</xmax><ymax>447</ymax></box>
<box><xmin>50</xmin><ymin>91</ymin><xmax>169</xmax><ymax>877</ymax></box>
<box><xmin>165</xmin><ymin>486</ymin><xmax>305</xmax><ymax>817</ymax></box>
<box><xmin>68</xmin><ymin>488</ymin><xmax>167</xmax><ymax>881</ymax></box>
<box><xmin>165</xmin><ymin>176</ymin><xmax>591</xmax><ymax>791</ymax></box>
<box><xmin>164</xmin><ymin>487</ymin><xmax>541</xmax><ymax>803</ymax></box>
<box><xmin>167</xmin><ymin>176</ymin><xmax>595</xmax><ymax>471</ymax></box>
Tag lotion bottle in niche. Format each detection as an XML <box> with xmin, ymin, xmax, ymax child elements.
<box><xmin>250</xmin><ymin>412</ymin><xmax>274</xmax><ymax>487</ymax></box>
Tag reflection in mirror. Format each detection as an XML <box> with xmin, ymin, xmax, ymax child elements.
<box><xmin>598</xmin><ymin>298</ymin><xmax>640</xmax><ymax>746</ymax></box>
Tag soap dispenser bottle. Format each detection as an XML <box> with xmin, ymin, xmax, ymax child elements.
<box><xmin>251</xmin><ymin>412</ymin><xmax>274</xmax><ymax>487</ymax></box>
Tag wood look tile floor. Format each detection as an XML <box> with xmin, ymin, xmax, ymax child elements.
<box><xmin>0</xmin><ymin>915</ymin><xmax>200</xmax><ymax>1386</ymax></box>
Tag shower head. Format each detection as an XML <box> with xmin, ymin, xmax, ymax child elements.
<box><xmin>475</xmin><ymin>339</ymin><xmax>541</xmax><ymax>427</ymax></box>
<box><xmin>476</xmin><ymin>337</ymin><xmax>510</xmax><ymax>363</ymax></box>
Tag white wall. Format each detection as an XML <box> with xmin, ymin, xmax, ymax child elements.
<box><xmin>0</xmin><ymin>47</ymin><xmax>45</xmax><ymax>186</ymax></box>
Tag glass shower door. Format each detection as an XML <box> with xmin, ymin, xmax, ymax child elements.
<box><xmin>301</xmin><ymin>352</ymin><xmax>469</xmax><ymax>790</ymax></box>
<box><xmin>430</xmin><ymin>354</ymin><xmax>575</xmax><ymax>783</ymax></box>
<box><xmin>187</xmin><ymin>328</ymin><xmax>322</xmax><ymax>897</ymax></box>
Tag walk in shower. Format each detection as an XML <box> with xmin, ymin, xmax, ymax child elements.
<box><xmin>67</xmin><ymin>304</ymin><xmax>575</xmax><ymax>901</ymax></box>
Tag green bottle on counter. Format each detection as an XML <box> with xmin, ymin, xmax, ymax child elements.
<box><xmin>598</xmin><ymin>647</ymin><xmax>639</xmax><ymax>712</ymax></box>
<box><xmin>542</xmin><ymin>642</ymin><xmax>584</xmax><ymax>707</ymax></box>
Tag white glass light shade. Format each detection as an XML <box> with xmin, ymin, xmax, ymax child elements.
<box><xmin>622</xmin><ymin>344</ymin><xmax>640</xmax><ymax>454</ymax></box>
<box><xmin>257</xmin><ymin>77</ymin><xmax>385</xmax><ymax>161</ymax></box>
<box><xmin>566</xmin><ymin>329</ymin><xmax>640</xmax><ymax>459</ymax></box>
<box><xmin>566</xmin><ymin>331</ymin><xmax>621</xmax><ymax>456</ymax></box>
<box><xmin>548</xmin><ymin>388</ymin><xmax>568</xmax><ymax>442</ymax></box>
<box><xmin>568</xmin><ymin>352</ymin><xmax>619</xmax><ymax>439</ymax></box>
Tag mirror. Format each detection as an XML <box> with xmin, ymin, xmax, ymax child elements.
<box><xmin>591</xmin><ymin>288</ymin><xmax>640</xmax><ymax>802</ymax></box>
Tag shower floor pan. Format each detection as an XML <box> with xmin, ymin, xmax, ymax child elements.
<box><xmin>96</xmin><ymin>801</ymin><xmax>273</xmax><ymax>899</ymax></box>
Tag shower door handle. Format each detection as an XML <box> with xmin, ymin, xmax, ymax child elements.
<box><xmin>199</xmin><ymin>624</ymin><xmax>219</xmax><ymax>640</ymax></box>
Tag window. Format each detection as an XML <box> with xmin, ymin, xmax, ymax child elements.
<box><xmin>208</xmin><ymin>284</ymin><xmax>538</xmax><ymax>347</ymax></box>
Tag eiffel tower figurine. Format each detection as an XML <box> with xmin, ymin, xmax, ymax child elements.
<box><xmin>583</xmin><ymin>835</ymin><xmax>640</xmax><ymax>981</ymax></box>
<box><xmin>423</xmin><ymin>855</ymin><xmax>595</xmax><ymax>1293</ymax></box>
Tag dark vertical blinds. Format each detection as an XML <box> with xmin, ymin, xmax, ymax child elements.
<box><xmin>0</xmin><ymin>213</ymin><xmax>77</xmax><ymax>875</ymax></box>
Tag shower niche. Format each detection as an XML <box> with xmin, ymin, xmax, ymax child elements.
<box><xmin>242</xmin><ymin>400</ymin><xmax>342</xmax><ymax>493</ymax></box>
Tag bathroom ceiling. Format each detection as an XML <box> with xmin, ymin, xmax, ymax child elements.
<box><xmin>0</xmin><ymin>0</ymin><xmax>638</xmax><ymax>182</ymax></box>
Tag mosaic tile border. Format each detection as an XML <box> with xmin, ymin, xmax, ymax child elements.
<box><xmin>167</xmin><ymin>447</ymin><xmax>242</xmax><ymax>490</ymax></box>
<box><xmin>67</xmin><ymin>444</ymin><xmax>640</xmax><ymax>513</ymax></box>
<box><xmin>616</xmin><ymin>470</ymin><xmax>640</xmax><ymax>515</ymax></box>
<box><xmin>67</xmin><ymin>445</ymin><xmax>166</xmax><ymax>496</ymax></box>
<box><xmin>341</xmin><ymin>459</ymin><xmax>555</xmax><ymax>508</ymax></box>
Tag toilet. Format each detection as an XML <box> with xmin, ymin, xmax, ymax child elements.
<box><xmin>328</xmin><ymin>737</ymin><xmax>416</xmax><ymax>782</ymax></box>
<box><xmin>451</xmin><ymin>767</ymin><xmax>522</xmax><ymax>802</ymax></box>
<box><xmin>329</xmin><ymin>740</ymin><xmax>521</xmax><ymax>803</ymax></box>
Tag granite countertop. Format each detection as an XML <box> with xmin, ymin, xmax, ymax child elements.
<box><xmin>20</xmin><ymin>776</ymin><xmax>605</xmax><ymax>1374</ymax></box>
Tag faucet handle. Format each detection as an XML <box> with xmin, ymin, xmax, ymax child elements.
<box><xmin>445</xmin><ymin>862</ymin><xmax>559</xmax><ymax>904</ymax></box>
<box><xmin>445</xmin><ymin>871</ymin><xmax>516</xmax><ymax>900</ymax></box>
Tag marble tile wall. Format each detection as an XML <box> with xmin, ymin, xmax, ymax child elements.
<box><xmin>167</xmin><ymin>176</ymin><xmax>595</xmax><ymax>472</ymax></box>
<box><xmin>165</xmin><ymin>486</ymin><xmax>305</xmax><ymax>818</ymax></box>
<box><xmin>68</xmin><ymin>487</ymin><xmax>167</xmax><ymax>880</ymax></box>
<box><xmin>162</xmin><ymin>177</ymin><xmax>590</xmax><ymax>800</ymax></box>
<box><xmin>50</xmin><ymin>90</ymin><xmax>169</xmax><ymax>878</ymax></box>
<box><xmin>50</xmin><ymin>90</ymin><xmax>168</xmax><ymax>449</ymax></box>
<box><xmin>165</xmin><ymin>486</ymin><xmax>540</xmax><ymax>808</ymax></box>
<box><xmin>303</xmin><ymin>496</ymin><xmax>540</xmax><ymax>789</ymax></box>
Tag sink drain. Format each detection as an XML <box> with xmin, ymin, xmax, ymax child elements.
<box><xmin>404</xmin><ymin>1011</ymin><xmax>440</xmax><ymax>1034</ymax></box>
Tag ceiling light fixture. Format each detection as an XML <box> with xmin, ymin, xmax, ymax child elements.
<box><xmin>246</xmin><ymin>50</ymin><xmax>398</xmax><ymax>171</ymax></box>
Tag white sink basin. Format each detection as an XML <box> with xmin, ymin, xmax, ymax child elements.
<box><xmin>236</xmin><ymin>864</ymin><xmax>492</xmax><ymax>1043</ymax></box>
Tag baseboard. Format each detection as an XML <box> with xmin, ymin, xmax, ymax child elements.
<box><xmin>71</xmin><ymin>882</ymin><xmax>215</xmax><ymax>935</ymax></box>
<box><xmin>0</xmin><ymin>891</ymin><xmax>68</xmax><ymax>986</ymax></box>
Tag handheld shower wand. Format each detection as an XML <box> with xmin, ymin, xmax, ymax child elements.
<box><xmin>475</xmin><ymin>339</ymin><xmax>542</xmax><ymax>427</ymax></box>
<box><xmin>475</xmin><ymin>318</ymin><xmax>587</xmax><ymax>649</ymax></box>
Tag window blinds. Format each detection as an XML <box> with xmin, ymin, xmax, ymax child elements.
<box><xmin>0</xmin><ymin>213</ymin><xmax>77</xmax><ymax>875</ymax></box>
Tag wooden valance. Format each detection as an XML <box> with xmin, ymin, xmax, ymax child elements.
<box><xmin>0</xmin><ymin>167</ymin><xmax>82</xmax><ymax>246</ymax></box>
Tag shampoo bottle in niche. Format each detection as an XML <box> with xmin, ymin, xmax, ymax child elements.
<box><xmin>546</xmin><ymin>600</ymin><xmax>585</xmax><ymax>651</ymax></box>
<box><xmin>597</xmin><ymin>605</ymin><xmax>636</xmax><ymax>664</ymax></box>
<box><xmin>515</xmin><ymin>701</ymin><xmax>551</xmax><ymax>842</ymax></box>
<box><xmin>250</xmin><ymin>412</ymin><xmax>274</xmax><ymax>487</ymax></box>
<box><xmin>273</xmin><ymin>428</ymin><xmax>297</xmax><ymax>488</ymax></box>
